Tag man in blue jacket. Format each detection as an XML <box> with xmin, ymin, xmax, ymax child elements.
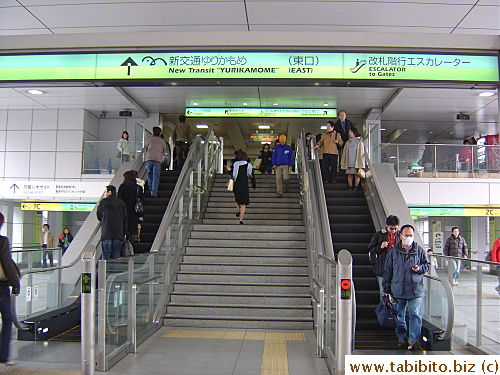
<box><xmin>272</xmin><ymin>135</ymin><xmax>295</xmax><ymax>197</ymax></box>
<box><xmin>383</xmin><ymin>224</ymin><xmax>429</xmax><ymax>351</ymax></box>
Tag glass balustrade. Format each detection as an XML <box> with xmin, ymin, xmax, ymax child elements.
<box><xmin>375</xmin><ymin>143</ymin><xmax>500</xmax><ymax>178</ymax></box>
<box><xmin>430</xmin><ymin>254</ymin><xmax>499</xmax><ymax>355</ymax></box>
<box><xmin>12</xmin><ymin>248</ymin><xmax>67</xmax><ymax>320</ymax></box>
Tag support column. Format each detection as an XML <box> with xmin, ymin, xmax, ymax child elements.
<box><xmin>364</xmin><ymin>108</ymin><xmax>382</xmax><ymax>163</ymax></box>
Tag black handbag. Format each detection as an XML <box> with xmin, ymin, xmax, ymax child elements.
<box><xmin>375</xmin><ymin>295</ymin><xmax>398</xmax><ymax>328</ymax></box>
<box><xmin>134</xmin><ymin>185</ymin><xmax>144</xmax><ymax>217</ymax></box>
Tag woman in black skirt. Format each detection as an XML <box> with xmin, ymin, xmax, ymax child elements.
<box><xmin>118</xmin><ymin>170</ymin><xmax>144</xmax><ymax>242</ymax></box>
<box><xmin>230</xmin><ymin>149</ymin><xmax>256</xmax><ymax>224</ymax></box>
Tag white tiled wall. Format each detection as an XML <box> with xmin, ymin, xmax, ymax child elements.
<box><xmin>0</xmin><ymin>109</ymin><xmax>158</xmax><ymax>180</ymax></box>
<box><xmin>0</xmin><ymin>111</ymin><xmax>7</xmax><ymax>130</ymax></box>
<box><xmin>0</xmin><ymin>109</ymin><xmax>91</xmax><ymax>180</ymax></box>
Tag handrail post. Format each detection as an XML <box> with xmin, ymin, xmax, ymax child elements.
<box><xmin>81</xmin><ymin>248</ymin><xmax>96</xmax><ymax>375</ymax></box>
<box><xmin>218</xmin><ymin>137</ymin><xmax>224</xmax><ymax>174</ymax></box>
<box><xmin>336</xmin><ymin>249</ymin><xmax>353</xmax><ymax>375</ymax></box>
<box><xmin>317</xmin><ymin>288</ymin><xmax>324</xmax><ymax>357</ymax></box>
<box><xmin>475</xmin><ymin>263</ymin><xmax>482</xmax><ymax>347</ymax></box>
<box><xmin>57</xmin><ymin>248</ymin><xmax>62</xmax><ymax>304</ymax></box>
<box><xmin>96</xmin><ymin>259</ymin><xmax>107</xmax><ymax>371</ymax></box>
<box><xmin>127</xmin><ymin>257</ymin><xmax>136</xmax><ymax>353</ymax></box>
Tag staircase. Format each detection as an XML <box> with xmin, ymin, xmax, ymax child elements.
<box><xmin>133</xmin><ymin>169</ymin><xmax>180</xmax><ymax>253</ymax></box>
<box><xmin>324</xmin><ymin>173</ymin><xmax>399</xmax><ymax>350</ymax></box>
<box><xmin>163</xmin><ymin>174</ymin><xmax>313</xmax><ymax>329</ymax></box>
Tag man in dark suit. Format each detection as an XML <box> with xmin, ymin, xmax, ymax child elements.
<box><xmin>333</xmin><ymin>110</ymin><xmax>353</xmax><ymax>164</ymax></box>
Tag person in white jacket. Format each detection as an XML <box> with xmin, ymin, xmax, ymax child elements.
<box><xmin>117</xmin><ymin>131</ymin><xmax>131</xmax><ymax>162</ymax></box>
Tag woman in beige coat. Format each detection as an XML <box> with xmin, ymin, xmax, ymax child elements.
<box><xmin>315</xmin><ymin>121</ymin><xmax>343</xmax><ymax>183</ymax></box>
<box><xmin>340</xmin><ymin>127</ymin><xmax>366</xmax><ymax>190</ymax></box>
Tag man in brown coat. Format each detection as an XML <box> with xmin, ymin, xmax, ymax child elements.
<box><xmin>315</xmin><ymin>121</ymin><xmax>343</xmax><ymax>183</ymax></box>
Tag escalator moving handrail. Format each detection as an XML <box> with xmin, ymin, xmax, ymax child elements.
<box><xmin>423</xmin><ymin>274</ymin><xmax>454</xmax><ymax>340</ymax></box>
<box><xmin>12</xmin><ymin>147</ymin><xmax>147</xmax><ymax>330</ymax></box>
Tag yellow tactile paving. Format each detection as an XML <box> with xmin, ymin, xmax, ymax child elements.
<box><xmin>222</xmin><ymin>331</ymin><xmax>246</xmax><ymax>340</ymax></box>
<box><xmin>162</xmin><ymin>328</ymin><xmax>306</xmax><ymax>375</ymax></box>
<box><xmin>244</xmin><ymin>331</ymin><xmax>267</xmax><ymax>340</ymax></box>
<box><xmin>285</xmin><ymin>332</ymin><xmax>306</xmax><ymax>341</ymax></box>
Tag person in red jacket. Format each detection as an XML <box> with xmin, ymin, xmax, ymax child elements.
<box><xmin>491</xmin><ymin>237</ymin><xmax>500</xmax><ymax>295</ymax></box>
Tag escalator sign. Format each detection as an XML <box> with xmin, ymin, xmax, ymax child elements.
<box><xmin>340</xmin><ymin>279</ymin><xmax>351</xmax><ymax>300</ymax></box>
<box><xmin>82</xmin><ymin>273</ymin><xmax>91</xmax><ymax>294</ymax></box>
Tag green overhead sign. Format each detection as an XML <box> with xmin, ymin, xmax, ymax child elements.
<box><xmin>185</xmin><ymin>107</ymin><xmax>337</xmax><ymax>118</ymax></box>
<box><xmin>410</xmin><ymin>206</ymin><xmax>500</xmax><ymax>217</ymax></box>
<box><xmin>0</xmin><ymin>52</ymin><xmax>498</xmax><ymax>82</ymax></box>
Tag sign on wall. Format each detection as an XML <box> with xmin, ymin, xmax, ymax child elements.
<box><xmin>20</xmin><ymin>202</ymin><xmax>96</xmax><ymax>212</ymax></box>
<box><xmin>411</xmin><ymin>206</ymin><xmax>500</xmax><ymax>217</ymax></box>
<box><xmin>0</xmin><ymin>181</ymin><xmax>105</xmax><ymax>199</ymax></box>
<box><xmin>0</xmin><ymin>52</ymin><xmax>497</xmax><ymax>82</ymax></box>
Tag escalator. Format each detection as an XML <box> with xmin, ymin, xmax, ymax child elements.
<box><xmin>133</xmin><ymin>169</ymin><xmax>180</xmax><ymax>254</ymax></box>
<box><xmin>324</xmin><ymin>172</ymin><xmax>400</xmax><ymax>350</ymax></box>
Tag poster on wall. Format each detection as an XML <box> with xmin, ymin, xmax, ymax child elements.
<box><xmin>433</xmin><ymin>232</ymin><xmax>444</xmax><ymax>253</ymax></box>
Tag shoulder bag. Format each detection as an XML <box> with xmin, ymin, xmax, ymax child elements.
<box><xmin>375</xmin><ymin>294</ymin><xmax>398</xmax><ymax>328</ymax></box>
<box><xmin>121</xmin><ymin>240</ymin><xmax>134</xmax><ymax>257</ymax></box>
<box><xmin>357</xmin><ymin>168</ymin><xmax>366</xmax><ymax>179</ymax></box>
<box><xmin>134</xmin><ymin>185</ymin><xmax>144</xmax><ymax>217</ymax></box>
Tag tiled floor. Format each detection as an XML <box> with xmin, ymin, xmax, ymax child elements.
<box><xmin>5</xmin><ymin>327</ymin><xmax>330</xmax><ymax>375</ymax></box>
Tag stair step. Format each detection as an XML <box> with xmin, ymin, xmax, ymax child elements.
<box><xmin>185</xmin><ymin>246</ymin><xmax>307</xmax><ymax>257</ymax></box>
<box><xmin>180</xmin><ymin>263</ymin><xmax>308</xmax><ymax>273</ymax></box>
<box><xmin>208</xmin><ymin>196</ymin><xmax>298</xmax><ymax>203</ymax></box>
<box><xmin>163</xmin><ymin>314</ymin><xmax>313</xmax><ymax>329</ymax></box>
<box><xmin>203</xmin><ymin>213</ymin><xmax>303</xmax><ymax>220</ymax></box>
<box><xmin>177</xmin><ymin>271</ymin><xmax>309</xmax><ymax>283</ymax></box>
<box><xmin>186</xmin><ymin>238</ymin><xmax>306</xmax><ymax>248</ymax></box>
<box><xmin>173</xmin><ymin>281</ymin><xmax>309</xmax><ymax>294</ymax></box>
<box><xmin>182</xmin><ymin>254</ymin><xmax>307</xmax><ymax>265</ymax></box>
<box><xmin>205</xmin><ymin>207</ymin><xmax>301</xmax><ymax>214</ymax></box>
<box><xmin>191</xmin><ymin>224</ymin><xmax>305</xmax><ymax>232</ymax></box>
<box><xmin>202</xmin><ymin>219</ymin><xmax>304</xmax><ymax>225</ymax></box>
<box><xmin>189</xmin><ymin>231</ymin><xmax>305</xmax><ymax>240</ymax></box>
<box><xmin>170</xmin><ymin>291</ymin><xmax>311</xmax><ymax>305</ymax></box>
<box><xmin>167</xmin><ymin>303</ymin><xmax>312</xmax><ymax>317</ymax></box>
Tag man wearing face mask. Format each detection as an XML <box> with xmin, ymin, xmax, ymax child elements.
<box><xmin>383</xmin><ymin>224</ymin><xmax>429</xmax><ymax>351</ymax></box>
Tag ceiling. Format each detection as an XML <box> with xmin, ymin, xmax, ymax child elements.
<box><xmin>0</xmin><ymin>0</ymin><xmax>498</xmax><ymax>155</ymax></box>
<box><xmin>1</xmin><ymin>0</ymin><xmax>498</xmax><ymax>36</ymax></box>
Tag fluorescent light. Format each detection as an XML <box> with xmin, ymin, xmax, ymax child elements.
<box><xmin>27</xmin><ymin>89</ymin><xmax>44</xmax><ymax>95</ymax></box>
<box><xmin>320</xmin><ymin>125</ymin><xmax>327</xmax><ymax>130</ymax></box>
<box><xmin>380</xmin><ymin>128</ymin><xmax>386</xmax><ymax>131</ymax></box>
<box><xmin>196</xmin><ymin>124</ymin><xmax>208</xmax><ymax>128</ymax></box>
<box><xmin>261</xmin><ymin>141</ymin><xmax>271</xmax><ymax>144</ymax></box>
<box><xmin>273</xmin><ymin>103</ymin><xmax>279</xmax><ymax>106</ymax></box>
<box><xmin>258</xmin><ymin>125</ymin><xmax>270</xmax><ymax>129</ymax></box>
<box><xmin>389</xmin><ymin>156</ymin><xmax>396</xmax><ymax>159</ymax></box>
<box><xmin>478</xmin><ymin>91</ymin><xmax>495</xmax><ymax>97</ymax></box>
<box><xmin>242</xmin><ymin>102</ymin><xmax>248</xmax><ymax>106</ymax></box>
<box><xmin>193</xmin><ymin>102</ymin><xmax>199</xmax><ymax>106</ymax></box>
<box><xmin>323</xmin><ymin>103</ymin><xmax>328</xmax><ymax>106</ymax></box>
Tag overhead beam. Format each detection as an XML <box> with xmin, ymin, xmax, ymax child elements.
<box><xmin>114</xmin><ymin>87</ymin><xmax>148</xmax><ymax>118</ymax></box>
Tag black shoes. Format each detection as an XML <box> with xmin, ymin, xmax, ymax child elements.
<box><xmin>407</xmin><ymin>339</ymin><xmax>420</xmax><ymax>351</ymax></box>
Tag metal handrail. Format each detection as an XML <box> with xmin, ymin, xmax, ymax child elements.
<box><xmin>309</xmin><ymin>136</ymin><xmax>336</xmax><ymax>260</ymax></box>
<box><xmin>150</xmin><ymin>129</ymin><xmax>221</xmax><ymax>322</ymax></box>
<box><xmin>97</xmin><ymin>128</ymin><xmax>222</xmax><ymax>370</ymax></box>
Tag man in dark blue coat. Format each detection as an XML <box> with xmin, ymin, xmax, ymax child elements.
<box><xmin>383</xmin><ymin>224</ymin><xmax>429</xmax><ymax>351</ymax></box>
<box><xmin>271</xmin><ymin>135</ymin><xmax>295</xmax><ymax>198</ymax></box>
